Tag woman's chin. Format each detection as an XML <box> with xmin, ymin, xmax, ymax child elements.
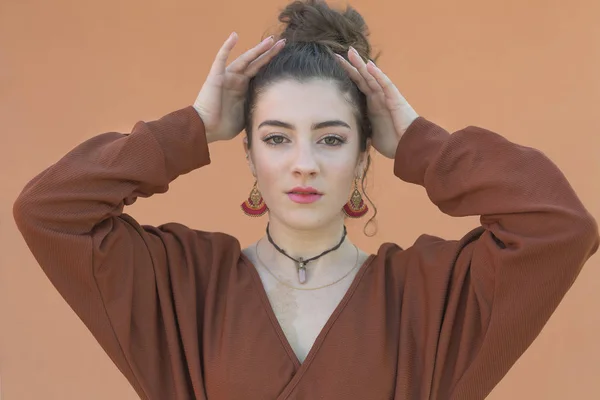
<box><xmin>268</xmin><ymin>207</ymin><xmax>341</xmax><ymax>231</ymax></box>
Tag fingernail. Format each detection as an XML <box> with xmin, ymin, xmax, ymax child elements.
<box><xmin>350</xmin><ymin>46</ymin><xmax>359</xmax><ymax>55</ymax></box>
<box><xmin>276</xmin><ymin>38</ymin><xmax>287</xmax><ymax>45</ymax></box>
<box><xmin>368</xmin><ymin>60</ymin><xmax>376</xmax><ymax>67</ymax></box>
<box><xmin>262</xmin><ymin>35</ymin><xmax>274</xmax><ymax>43</ymax></box>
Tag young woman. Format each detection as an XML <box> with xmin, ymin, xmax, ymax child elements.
<box><xmin>13</xmin><ymin>0</ymin><xmax>598</xmax><ymax>399</ymax></box>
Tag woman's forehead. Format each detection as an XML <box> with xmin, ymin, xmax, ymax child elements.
<box><xmin>254</xmin><ymin>79</ymin><xmax>357</xmax><ymax>127</ymax></box>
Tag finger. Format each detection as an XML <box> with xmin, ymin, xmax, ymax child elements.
<box><xmin>334</xmin><ymin>54</ymin><xmax>371</xmax><ymax>94</ymax></box>
<box><xmin>348</xmin><ymin>48</ymin><xmax>382</xmax><ymax>94</ymax></box>
<box><xmin>366</xmin><ymin>62</ymin><xmax>404</xmax><ymax>105</ymax></box>
<box><xmin>209</xmin><ymin>32</ymin><xmax>239</xmax><ymax>76</ymax></box>
<box><xmin>227</xmin><ymin>36</ymin><xmax>276</xmax><ymax>74</ymax></box>
<box><xmin>244</xmin><ymin>38</ymin><xmax>286</xmax><ymax>77</ymax></box>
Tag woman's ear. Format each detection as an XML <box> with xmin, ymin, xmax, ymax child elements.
<box><xmin>243</xmin><ymin>136</ymin><xmax>257</xmax><ymax>177</ymax></box>
<box><xmin>365</xmin><ymin>137</ymin><xmax>372</xmax><ymax>151</ymax></box>
<box><xmin>356</xmin><ymin>138</ymin><xmax>372</xmax><ymax>177</ymax></box>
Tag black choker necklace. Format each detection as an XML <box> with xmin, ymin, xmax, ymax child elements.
<box><xmin>265</xmin><ymin>223</ymin><xmax>348</xmax><ymax>284</ymax></box>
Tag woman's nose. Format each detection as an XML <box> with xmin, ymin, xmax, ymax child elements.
<box><xmin>291</xmin><ymin>143</ymin><xmax>319</xmax><ymax>177</ymax></box>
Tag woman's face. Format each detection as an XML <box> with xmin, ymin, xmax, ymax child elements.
<box><xmin>245</xmin><ymin>78</ymin><xmax>368</xmax><ymax>230</ymax></box>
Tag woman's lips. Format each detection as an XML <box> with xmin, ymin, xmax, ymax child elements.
<box><xmin>287</xmin><ymin>193</ymin><xmax>323</xmax><ymax>204</ymax></box>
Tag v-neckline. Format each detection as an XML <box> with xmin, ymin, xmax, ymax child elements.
<box><xmin>239</xmin><ymin>251</ymin><xmax>376</xmax><ymax>398</ymax></box>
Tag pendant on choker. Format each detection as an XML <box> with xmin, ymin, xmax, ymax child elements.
<box><xmin>297</xmin><ymin>257</ymin><xmax>307</xmax><ymax>284</ymax></box>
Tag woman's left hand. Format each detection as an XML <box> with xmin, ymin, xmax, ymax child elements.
<box><xmin>336</xmin><ymin>47</ymin><xmax>420</xmax><ymax>159</ymax></box>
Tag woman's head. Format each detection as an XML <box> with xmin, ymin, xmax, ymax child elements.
<box><xmin>243</xmin><ymin>0</ymin><xmax>376</xmax><ymax>231</ymax></box>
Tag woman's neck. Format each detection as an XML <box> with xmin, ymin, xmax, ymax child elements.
<box><xmin>266</xmin><ymin>218</ymin><xmax>346</xmax><ymax>259</ymax></box>
<box><xmin>258</xmin><ymin>217</ymin><xmax>357</xmax><ymax>281</ymax></box>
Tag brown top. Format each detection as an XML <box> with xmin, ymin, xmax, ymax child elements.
<box><xmin>13</xmin><ymin>106</ymin><xmax>599</xmax><ymax>400</ymax></box>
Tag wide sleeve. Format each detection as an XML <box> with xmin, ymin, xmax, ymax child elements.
<box><xmin>394</xmin><ymin>117</ymin><xmax>599</xmax><ymax>399</ymax></box>
<box><xmin>13</xmin><ymin>106</ymin><xmax>215</xmax><ymax>399</ymax></box>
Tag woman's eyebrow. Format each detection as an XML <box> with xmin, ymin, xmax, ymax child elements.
<box><xmin>257</xmin><ymin>120</ymin><xmax>351</xmax><ymax>130</ymax></box>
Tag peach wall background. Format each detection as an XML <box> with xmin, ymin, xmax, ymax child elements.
<box><xmin>1</xmin><ymin>0</ymin><xmax>599</xmax><ymax>398</ymax></box>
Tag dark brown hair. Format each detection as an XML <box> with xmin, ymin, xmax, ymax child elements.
<box><xmin>244</xmin><ymin>0</ymin><xmax>378</xmax><ymax>235</ymax></box>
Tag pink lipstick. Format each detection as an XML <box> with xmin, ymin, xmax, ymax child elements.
<box><xmin>287</xmin><ymin>187</ymin><xmax>323</xmax><ymax>204</ymax></box>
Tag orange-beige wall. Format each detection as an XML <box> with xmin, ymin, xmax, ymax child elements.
<box><xmin>1</xmin><ymin>0</ymin><xmax>598</xmax><ymax>398</ymax></box>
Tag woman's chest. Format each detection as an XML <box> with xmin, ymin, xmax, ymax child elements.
<box><xmin>199</xmin><ymin>255</ymin><xmax>409</xmax><ymax>399</ymax></box>
<box><xmin>258</xmin><ymin>270</ymin><xmax>355</xmax><ymax>363</ymax></box>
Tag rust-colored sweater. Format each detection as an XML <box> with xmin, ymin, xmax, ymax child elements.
<box><xmin>13</xmin><ymin>106</ymin><xmax>598</xmax><ymax>400</ymax></box>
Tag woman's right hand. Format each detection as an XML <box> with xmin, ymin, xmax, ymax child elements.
<box><xmin>194</xmin><ymin>32</ymin><xmax>286</xmax><ymax>143</ymax></box>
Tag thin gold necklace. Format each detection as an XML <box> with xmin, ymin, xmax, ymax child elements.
<box><xmin>254</xmin><ymin>239</ymin><xmax>361</xmax><ymax>291</ymax></box>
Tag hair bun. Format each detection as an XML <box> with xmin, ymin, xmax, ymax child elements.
<box><xmin>278</xmin><ymin>0</ymin><xmax>372</xmax><ymax>61</ymax></box>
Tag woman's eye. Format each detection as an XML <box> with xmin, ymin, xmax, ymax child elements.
<box><xmin>263</xmin><ymin>135</ymin><xmax>288</xmax><ymax>146</ymax></box>
<box><xmin>263</xmin><ymin>134</ymin><xmax>345</xmax><ymax>146</ymax></box>
<box><xmin>321</xmin><ymin>135</ymin><xmax>345</xmax><ymax>146</ymax></box>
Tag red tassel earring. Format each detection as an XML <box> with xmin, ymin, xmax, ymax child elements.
<box><xmin>343</xmin><ymin>177</ymin><xmax>368</xmax><ymax>218</ymax></box>
<box><xmin>241</xmin><ymin>180</ymin><xmax>268</xmax><ymax>217</ymax></box>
